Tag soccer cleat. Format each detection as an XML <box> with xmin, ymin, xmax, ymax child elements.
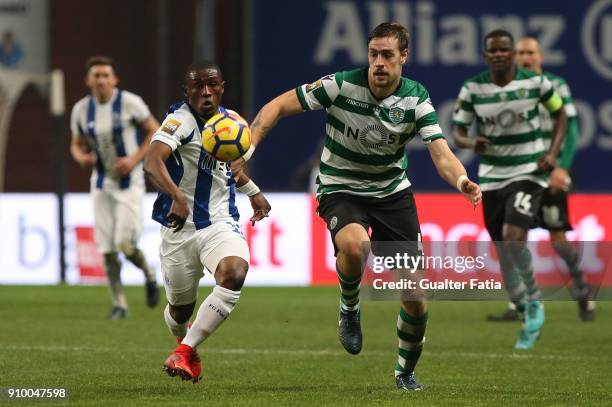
<box><xmin>579</xmin><ymin>301</ymin><xmax>596</xmax><ymax>322</ymax></box>
<box><xmin>145</xmin><ymin>280</ymin><xmax>160</xmax><ymax>308</ymax></box>
<box><xmin>514</xmin><ymin>300</ymin><xmax>544</xmax><ymax>350</ymax></box>
<box><xmin>574</xmin><ymin>285</ymin><xmax>596</xmax><ymax>322</ymax></box>
<box><xmin>175</xmin><ymin>337</ymin><xmax>202</xmax><ymax>381</ymax></box>
<box><xmin>523</xmin><ymin>300</ymin><xmax>545</xmax><ymax>332</ymax></box>
<box><xmin>175</xmin><ymin>323</ymin><xmax>201</xmax><ymax>380</ymax></box>
<box><xmin>190</xmin><ymin>348</ymin><xmax>202</xmax><ymax>380</ymax></box>
<box><xmin>396</xmin><ymin>372</ymin><xmax>424</xmax><ymax>391</ymax></box>
<box><xmin>487</xmin><ymin>308</ymin><xmax>521</xmax><ymax>322</ymax></box>
<box><xmin>163</xmin><ymin>347</ymin><xmax>201</xmax><ymax>383</ymax></box>
<box><xmin>109</xmin><ymin>306</ymin><xmax>127</xmax><ymax>320</ymax></box>
<box><xmin>338</xmin><ymin>309</ymin><xmax>362</xmax><ymax>355</ymax></box>
<box><xmin>514</xmin><ymin>329</ymin><xmax>541</xmax><ymax>350</ymax></box>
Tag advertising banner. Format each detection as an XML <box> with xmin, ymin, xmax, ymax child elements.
<box><xmin>62</xmin><ymin>193</ymin><xmax>312</xmax><ymax>287</ymax></box>
<box><xmin>252</xmin><ymin>0</ymin><xmax>612</xmax><ymax>191</ymax></box>
<box><xmin>1</xmin><ymin>193</ymin><xmax>611</xmax><ymax>289</ymax></box>
<box><xmin>0</xmin><ymin>193</ymin><xmax>59</xmax><ymax>284</ymax></box>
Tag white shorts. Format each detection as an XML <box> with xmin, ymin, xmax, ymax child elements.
<box><xmin>159</xmin><ymin>220</ymin><xmax>250</xmax><ymax>306</ymax></box>
<box><xmin>92</xmin><ymin>186</ymin><xmax>144</xmax><ymax>254</ymax></box>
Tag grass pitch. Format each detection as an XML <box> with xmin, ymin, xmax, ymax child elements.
<box><xmin>0</xmin><ymin>285</ymin><xmax>609</xmax><ymax>406</ymax></box>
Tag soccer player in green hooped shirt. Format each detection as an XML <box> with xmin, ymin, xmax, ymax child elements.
<box><xmin>452</xmin><ymin>30</ymin><xmax>569</xmax><ymax>350</ymax></box>
<box><xmin>234</xmin><ymin>22</ymin><xmax>482</xmax><ymax>391</ymax></box>
<box><xmin>486</xmin><ymin>36</ymin><xmax>594</xmax><ymax>322</ymax></box>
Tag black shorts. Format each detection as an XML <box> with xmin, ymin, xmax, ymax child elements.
<box><xmin>537</xmin><ymin>189</ymin><xmax>572</xmax><ymax>231</ymax></box>
<box><xmin>316</xmin><ymin>188</ymin><xmax>422</xmax><ymax>257</ymax></box>
<box><xmin>482</xmin><ymin>180</ymin><xmax>545</xmax><ymax>241</ymax></box>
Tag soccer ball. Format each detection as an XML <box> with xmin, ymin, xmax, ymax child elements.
<box><xmin>201</xmin><ymin>112</ymin><xmax>251</xmax><ymax>162</ymax></box>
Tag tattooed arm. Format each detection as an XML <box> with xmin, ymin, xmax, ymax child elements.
<box><xmin>231</xmin><ymin>90</ymin><xmax>304</xmax><ymax>175</ymax></box>
<box><xmin>250</xmin><ymin>89</ymin><xmax>304</xmax><ymax>147</ymax></box>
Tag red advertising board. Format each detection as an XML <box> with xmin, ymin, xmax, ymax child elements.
<box><xmin>311</xmin><ymin>194</ymin><xmax>612</xmax><ymax>286</ymax></box>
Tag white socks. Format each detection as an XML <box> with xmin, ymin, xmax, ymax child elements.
<box><xmin>104</xmin><ymin>253</ymin><xmax>127</xmax><ymax>309</ymax></box>
<box><xmin>164</xmin><ymin>304</ymin><xmax>188</xmax><ymax>338</ymax></box>
<box><xmin>182</xmin><ymin>286</ymin><xmax>241</xmax><ymax>348</ymax></box>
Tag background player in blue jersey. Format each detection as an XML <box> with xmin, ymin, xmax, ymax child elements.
<box><xmin>144</xmin><ymin>61</ymin><xmax>271</xmax><ymax>383</ymax></box>
<box><xmin>70</xmin><ymin>56</ymin><xmax>160</xmax><ymax>319</ymax></box>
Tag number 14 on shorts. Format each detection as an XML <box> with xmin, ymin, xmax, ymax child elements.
<box><xmin>513</xmin><ymin>191</ymin><xmax>533</xmax><ymax>216</ymax></box>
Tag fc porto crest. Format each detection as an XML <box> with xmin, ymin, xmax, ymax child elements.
<box><xmin>389</xmin><ymin>107</ymin><xmax>405</xmax><ymax>124</ymax></box>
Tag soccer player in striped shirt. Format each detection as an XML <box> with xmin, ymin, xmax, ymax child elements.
<box><xmin>452</xmin><ymin>30</ymin><xmax>569</xmax><ymax>349</ymax></box>
<box><xmin>234</xmin><ymin>22</ymin><xmax>482</xmax><ymax>391</ymax></box>
<box><xmin>486</xmin><ymin>36</ymin><xmax>594</xmax><ymax>322</ymax></box>
<box><xmin>144</xmin><ymin>62</ymin><xmax>271</xmax><ymax>383</ymax></box>
<box><xmin>70</xmin><ymin>56</ymin><xmax>161</xmax><ymax>319</ymax></box>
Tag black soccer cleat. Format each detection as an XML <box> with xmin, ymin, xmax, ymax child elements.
<box><xmin>487</xmin><ymin>308</ymin><xmax>521</xmax><ymax>322</ymax></box>
<box><xmin>396</xmin><ymin>372</ymin><xmax>424</xmax><ymax>391</ymax></box>
<box><xmin>578</xmin><ymin>303</ymin><xmax>595</xmax><ymax>322</ymax></box>
<box><xmin>109</xmin><ymin>306</ymin><xmax>127</xmax><ymax>320</ymax></box>
<box><xmin>338</xmin><ymin>309</ymin><xmax>362</xmax><ymax>355</ymax></box>
<box><xmin>145</xmin><ymin>280</ymin><xmax>160</xmax><ymax>308</ymax></box>
<box><xmin>574</xmin><ymin>285</ymin><xmax>596</xmax><ymax>322</ymax></box>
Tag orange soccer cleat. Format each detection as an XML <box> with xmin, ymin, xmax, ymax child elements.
<box><xmin>174</xmin><ymin>326</ymin><xmax>201</xmax><ymax>381</ymax></box>
<box><xmin>163</xmin><ymin>344</ymin><xmax>201</xmax><ymax>383</ymax></box>
<box><xmin>189</xmin><ymin>347</ymin><xmax>201</xmax><ymax>380</ymax></box>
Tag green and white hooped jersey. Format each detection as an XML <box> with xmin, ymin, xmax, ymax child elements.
<box><xmin>452</xmin><ymin>68</ymin><xmax>563</xmax><ymax>191</ymax></box>
<box><xmin>296</xmin><ymin>68</ymin><xmax>444</xmax><ymax>200</ymax></box>
<box><xmin>540</xmin><ymin>71</ymin><xmax>577</xmax><ymax>148</ymax></box>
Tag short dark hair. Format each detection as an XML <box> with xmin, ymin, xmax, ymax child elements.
<box><xmin>368</xmin><ymin>22</ymin><xmax>410</xmax><ymax>51</ymax></box>
<box><xmin>184</xmin><ymin>61</ymin><xmax>223</xmax><ymax>82</ymax></box>
<box><xmin>85</xmin><ymin>56</ymin><xmax>116</xmax><ymax>74</ymax></box>
<box><xmin>484</xmin><ymin>29</ymin><xmax>514</xmax><ymax>47</ymax></box>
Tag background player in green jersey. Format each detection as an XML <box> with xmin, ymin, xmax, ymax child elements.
<box><xmin>452</xmin><ymin>30</ymin><xmax>568</xmax><ymax>349</ymax></box>
<box><xmin>234</xmin><ymin>22</ymin><xmax>482</xmax><ymax>391</ymax></box>
<box><xmin>487</xmin><ymin>36</ymin><xmax>595</xmax><ymax>322</ymax></box>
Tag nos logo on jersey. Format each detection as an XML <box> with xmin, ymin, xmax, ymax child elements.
<box><xmin>478</xmin><ymin>109</ymin><xmax>528</xmax><ymax>128</ymax></box>
<box><xmin>346</xmin><ymin>125</ymin><xmax>398</xmax><ymax>148</ymax></box>
<box><xmin>389</xmin><ymin>107</ymin><xmax>405</xmax><ymax>124</ymax></box>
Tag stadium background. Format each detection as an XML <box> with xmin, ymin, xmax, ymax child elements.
<box><xmin>1</xmin><ymin>2</ymin><xmax>612</xmax><ymax>405</ymax></box>
<box><xmin>1</xmin><ymin>0</ymin><xmax>611</xmax><ymax>286</ymax></box>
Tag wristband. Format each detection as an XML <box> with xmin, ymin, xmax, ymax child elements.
<box><xmin>242</xmin><ymin>145</ymin><xmax>255</xmax><ymax>162</ymax></box>
<box><xmin>237</xmin><ymin>180</ymin><xmax>261</xmax><ymax>197</ymax></box>
<box><xmin>456</xmin><ymin>174</ymin><xmax>469</xmax><ymax>192</ymax></box>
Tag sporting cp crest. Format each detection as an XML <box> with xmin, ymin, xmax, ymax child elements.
<box><xmin>389</xmin><ymin>107</ymin><xmax>405</xmax><ymax>124</ymax></box>
<box><xmin>516</xmin><ymin>88</ymin><xmax>529</xmax><ymax>99</ymax></box>
<box><xmin>329</xmin><ymin>216</ymin><xmax>338</xmax><ymax>230</ymax></box>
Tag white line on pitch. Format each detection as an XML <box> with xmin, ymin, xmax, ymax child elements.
<box><xmin>0</xmin><ymin>344</ymin><xmax>603</xmax><ymax>362</ymax></box>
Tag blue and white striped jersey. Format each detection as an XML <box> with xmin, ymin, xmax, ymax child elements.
<box><xmin>151</xmin><ymin>102</ymin><xmax>239</xmax><ymax>230</ymax></box>
<box><xmin>70</xmin><ymin>88</ymin><xmax>151</xmax><ymax>190</ymax></box>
